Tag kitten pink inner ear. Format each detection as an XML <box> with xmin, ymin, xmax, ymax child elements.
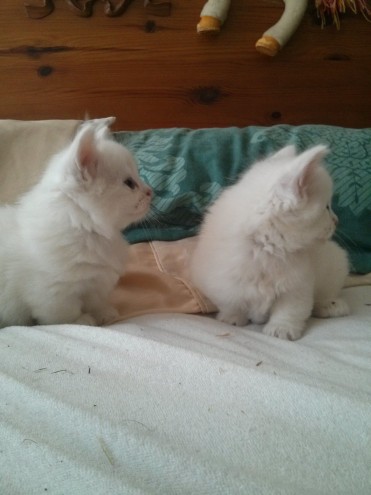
<box><xmin>92</xmin><ymin>116</ymin><xmax>115</xmax><ymax>140</ymax></box>
<box><xmin>293</xmin><ymin>145</ymin><xmax>329</xmax><ymax>198</ymax></box>
<box><xmin>75</xmin><ymin>127</ymin><xmax>99</xmax><ymax>180</ymax></box>
<box><xmin>95</xmin><ymin>125</ymin><xmax>110</xmax><ymax>140</ymax></box>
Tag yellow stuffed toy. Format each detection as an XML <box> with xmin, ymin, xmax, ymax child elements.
<box><xmin>197</xmin><ymin>0</ymin><xmax>371</xmax><ymax>56</ymax></box>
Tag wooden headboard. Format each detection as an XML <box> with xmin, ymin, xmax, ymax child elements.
<box><xmin>0</xmin><ymin>1</ymin><xmax>370</xmax><ymax>130</ymax></box>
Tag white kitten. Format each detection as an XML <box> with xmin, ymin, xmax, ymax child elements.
<box><xmin>190</xmin><ymin>145</ymin><xmax>349</xmax><ymax>340</ymax></box>
<box><xmin>0</xmin><ymin>121</ymin><xmax>151</xmax><ymax>328</ymax></box>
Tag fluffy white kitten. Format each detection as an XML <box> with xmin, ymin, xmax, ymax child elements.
<box><xmin>0</xmin><ymin>120</ymin><xmax>151</xmax><ymax>328</ymax></box>
<box><xmin>190</xmin><ymin>144</ymin><xmax>350</xmax><ymax>340</ymax></box>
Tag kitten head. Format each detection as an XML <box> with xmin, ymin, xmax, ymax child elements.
<box><xmin>252</xmin><ymin>145</ymin><xmax>338</xmax><ymax>252</ymax></box>
<box><xmin>45</xmin><ymin>121</ymin><xmax>152</xmax><ymax>232</ymax></box>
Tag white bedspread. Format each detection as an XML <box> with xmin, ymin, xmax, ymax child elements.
<box><xmin>1</xmin><ymin>286</ymin><xmax>371</xmax><ymax>495</ymax></box>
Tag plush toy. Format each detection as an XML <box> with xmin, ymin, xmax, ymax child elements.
<box><xmin>197</xmin><ymin>0</ymin><xmax>371</xmax><ymax>56</ymax></box>
<box><xmin>197</xmin><ymin>0</ymin><xmax>231</xmax><ymax>34</ymax></box>
<box><xmin>197</xmin><ymin>0</ymin><xmax>308</xmax><ymax>55</ymax></box>
<box><xmin>255</xmin><ymin>0</ymin><xmax>308</xmax><ymax>56</ymax></box>
<box><xmin>316</xmin><ymin>0</ymin><xmax>371</xmax><ymax>28</ymax></box>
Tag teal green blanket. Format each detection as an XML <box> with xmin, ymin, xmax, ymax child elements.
<box><xmin>115</xmin><ymin>125</ymin><xmax>371</xmax><ymax>274</ymax></box>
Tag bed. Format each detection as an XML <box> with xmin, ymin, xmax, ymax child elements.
<box><xmin>1</xmin><ymin>1</ymin><xmax>371</xmax><ymax>494</ymax></box>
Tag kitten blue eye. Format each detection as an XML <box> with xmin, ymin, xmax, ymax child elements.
<box><xmin>124</xmin><ymin>178</ymin><xmax>137</xmax><ymax>190</ymax></box>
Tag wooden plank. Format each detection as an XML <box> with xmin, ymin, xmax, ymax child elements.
<box><xmin>0</xmin><ymin>0</ymin><xmax>370</xmax><ymax>129</ymax></box>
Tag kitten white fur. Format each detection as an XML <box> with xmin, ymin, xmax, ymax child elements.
<box><xmin>0</xmin><ymin>120</ymin><xmax>151</xmax><ymax>328</ymax></box>
<box><xmin>190</xmin><ymin>145</ymin><xmax>350</xmax><ymax>340</ymax></box>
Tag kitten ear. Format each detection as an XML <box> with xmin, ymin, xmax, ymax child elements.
<box><xmin>73</xmin><ymin>126</ymin><xmax>99</xmax><ymax>181</ymax></box>
<box><xmin>281</xmin><ymin>145</ymin><xmax>329</xmax><ymax>200</ymax></box>
<box><xmin>95</xmin><ymin>125</ymin><xmax>111</xmax><ymax>140</ymax></box>
<box><xmin>93</xmin><ymin>116</ymin><xmax>116</xmax><ymax>140</ymax></box>
<box><xmin>271</xmin><ymin>144</ymin><xmax>297</xmax><ymax>161</ymax></box>
<box><xmin>89</xmin><ymin>116</ymin><xmax>116</xmax><ymax>128</ymax></box>
<box><xmin>294</xmin><ymin>145</ymin><xmax>329</xmax><ymax>197</ymax></box>
<box><xmin>80</xmin><ymin>116</ymin><xmax>115</xmax><ymax>140</ymax></box>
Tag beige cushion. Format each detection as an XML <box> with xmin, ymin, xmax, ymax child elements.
<box><xmin>0</xmin><ymin>119</ymin><xmax>81</xmax><ymax>204</ymax></box>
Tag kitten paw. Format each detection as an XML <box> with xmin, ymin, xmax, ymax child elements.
<box><xmin>313</xmin><ymin>298</ymin><xmax>350</xmax><ymax>318</ymax></box>
<box><xmin>217</xmin><ymin>310</ymin><xmax>249</xmax><ymax>327</ymax></box>
<box><xmin>249</xmin><ymin>311</ymin><xmax>269</xmax><ymax>325</ymax></box>
<box><xmin>74</xmin><ymin>313</ymin><xmax>97</xmax><ymax>326</ymax></box>
<box><xmin>263</xmin><ymin>322</ymin><xmax>303</xmax><ymax>341</ymax></box>
<box><xmin>96</xmin><ymin>307</ymin><xmax>120</xmax><ymax>326</ymax></box>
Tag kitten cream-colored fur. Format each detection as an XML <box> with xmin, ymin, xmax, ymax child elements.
<box><xmin>0</xmin><ymin>120</ymin><xmax>151</xmax><ymax>328</ymax></box>
<box><xmin>190</xmin><ymin>145</ymin><xmax>349</xmax><ymax>340</ymax></box>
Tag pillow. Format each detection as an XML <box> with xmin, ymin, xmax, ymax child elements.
<box><xmin>1</xmin><ymin>119</ymin><xmax>369</xmax><ymax>324</ymax></box>
<box><xmin>0</xmin><ymin>120</ymin><xmax>369</xmax><ymax>274</ymax></box>
<box><xmin>0</xmin><ymin>119</ymin><xmax>80</xmax><ymax>204</ymax></box>
<box><xmin>116</xmin><ymin>125</ymin><xmax>371</xmax><ymax>274</ymax></box>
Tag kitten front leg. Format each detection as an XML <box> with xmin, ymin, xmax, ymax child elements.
<box><xmin>90</xmin><ymin>305</ymin><xmax>119</xmax><ymax>326</ymax></box>
<box><xmin>74</xmin><ymin>313</ymin><xmax>97</xmax><ymax>326</ymax></box>
<box><xmin>312</xmin><ymin>242</ymin><xmax>349</xmax><ymax>319</ymax></box>
<box><xmin>83</xmin><ymin>293</ymin><xmax>119</xmax><ymax>326</ymax></box>
<box><xmin>313</xmin><ymin>298</ymin><xmax>349</xmax><ymax>318</ymax></box>
<box><xmin>217</xmin><ymin>303</ymin><xmax>249</xmax><ymax>327</ymax></box>
<box><xmin>263</xmin><ymin>290</ymin><xmax>313</xmax><ymax>341</ymax></box>
<box><xmin>32</xmin><ymin>296</ymin><xmax>97</xmax><ymax>326</ymax></box>
<box><xmin>216</xmin><ymin>298</ymin><xmax>270</xmax><ymax>327</ymax></box>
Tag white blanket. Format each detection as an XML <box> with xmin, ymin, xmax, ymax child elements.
<box><xmin>1</xmin><ymin>286</ymin><xmax>371</xmax><ymax>495</ymax></box>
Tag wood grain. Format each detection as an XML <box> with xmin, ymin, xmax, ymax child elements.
<box><xmin>0</xmin><ymin>0</ymin><xmax>370</xmax><ymax>129</ymax></box>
